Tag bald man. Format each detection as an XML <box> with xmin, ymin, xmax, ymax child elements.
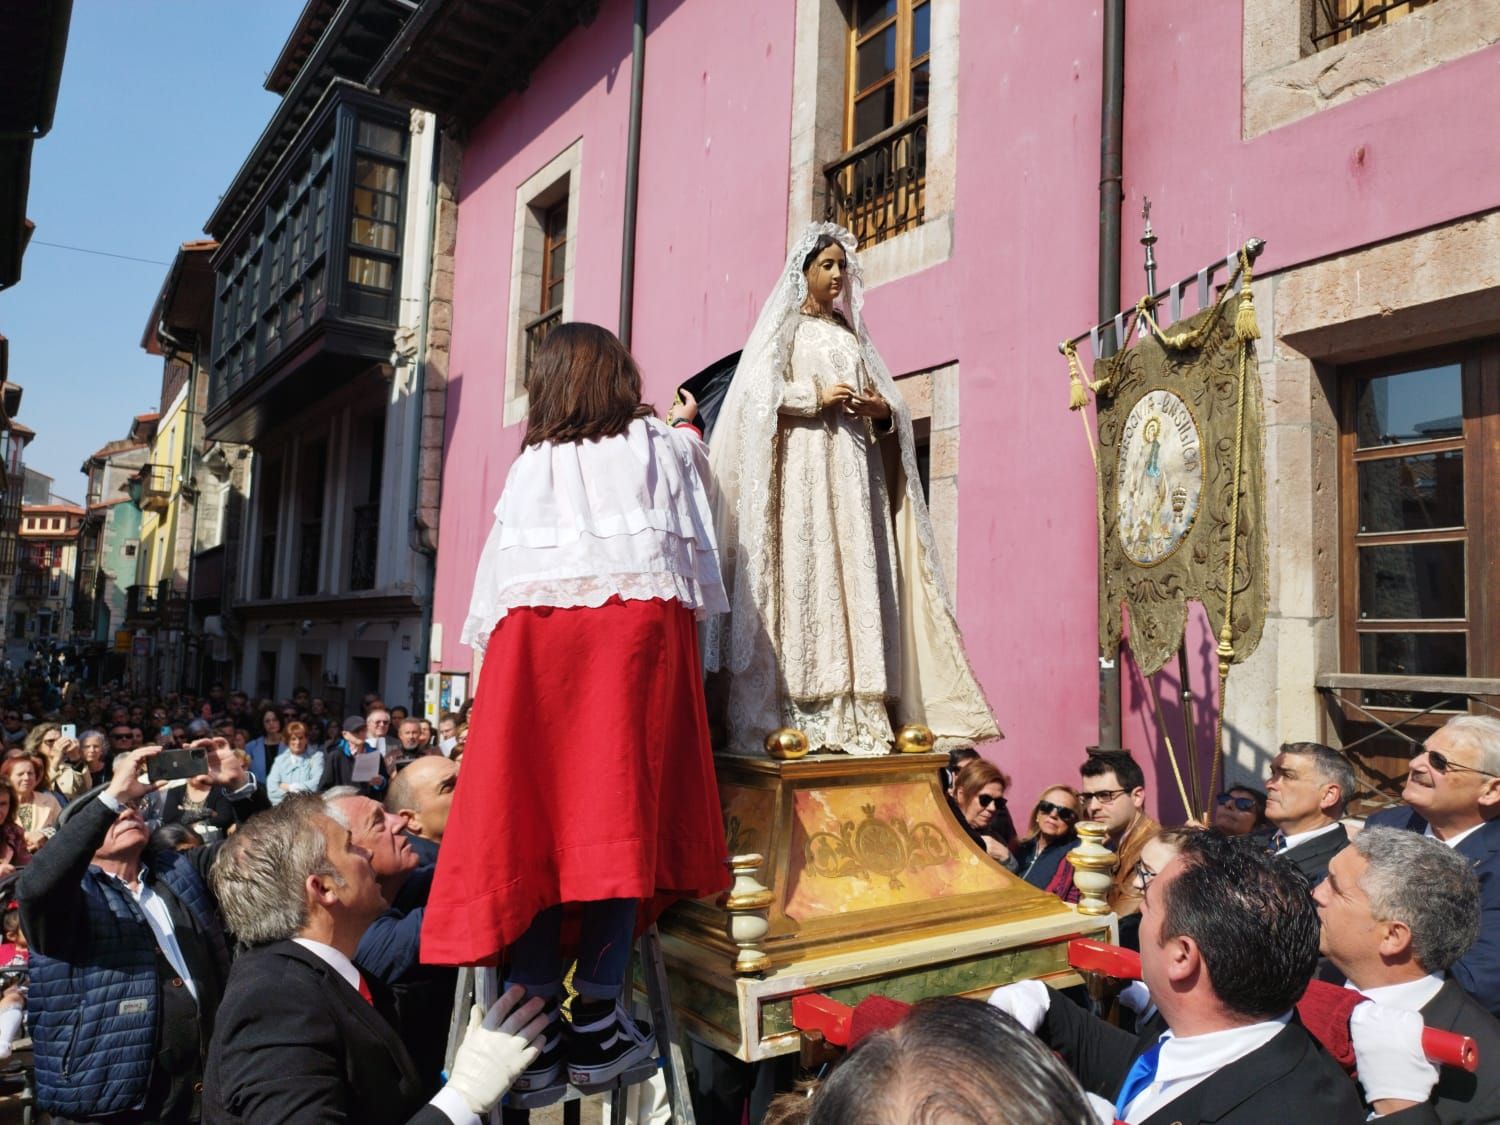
<box><xmin>386</xmin><ymin>755</ymin><xmax>458</xmax><ymax>859</ymax></box>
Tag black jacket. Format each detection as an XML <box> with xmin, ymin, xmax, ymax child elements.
<box><xmin>1278</xmin><ymin>822</ymin><xmax>1350</xmax><ymax>886</ymax></box>
<box><xmin>203</xmin><ymin>940</ymin><xmax>446</xmax><ymax>1125</ymax></box>
<box><xmin>1036</xmin><ymin>989</ymin><xmax>1427</xmax><ymax>1124</ymax></box>
<box><xmin>1420</xmin><ymin>978</ymin><xmax>1500</xmax><ymax>1123</ymax></box>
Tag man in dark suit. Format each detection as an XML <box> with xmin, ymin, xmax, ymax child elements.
<box><xmin>990</xmin><ymin>832</ymin><xmax>1437</xmax><ymax>1122</ymax></box>
<box><xmin>1266</xmin><ymin>740</ymin><xmax>1355</xmax><ymax>885</ymax></box>
<box><xmin>204</xmin><ymin>796</ymin><xmax>547</xmax><ymax>1124</ymax></box>
<box><xmin>1365</xmin><ymin>715</ymin><xmax>1500</xmax><ymax>1015</ymax></box>
<box><xmin>1317</xmin><ymin>826</ymin><xmax>1500</xmax><ymax>1122</ymax></box>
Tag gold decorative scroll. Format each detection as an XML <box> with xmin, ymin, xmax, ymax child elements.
<box><xmin>1093</xmin><ymin>295</ymin><xmax>1267</xmax><ymax>677</ymax></box>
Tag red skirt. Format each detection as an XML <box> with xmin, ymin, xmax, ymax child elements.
<box><xmin>420</xmin><ymin>597</ymin><xmax>729</xmax><ymax>966</ymax></box>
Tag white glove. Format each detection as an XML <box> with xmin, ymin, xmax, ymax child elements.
<box><xmin>444</xmin><ymin>986</ymin><xmax>550</xmax><ymax>1114</ymax></box>
<box><xmin>1350</xmin><ymin>1000</ymin><xmax>1438</xmax><ymax>1108</ymax></box>
<box><xmin>1118</xmin><ymin>980</ymin><xmax>1152</xmax><ymax>1015</ymax></box>
<box><xmin>986</xmin><ymin>979</ymin><xmax>1050</xmax><ymax>1033</ymax></box>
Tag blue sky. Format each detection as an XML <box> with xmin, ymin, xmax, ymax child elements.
<box><xmin>0</xmin><ymin>0</ymin><xmax>305</xmax><ymax>499</ymax></box>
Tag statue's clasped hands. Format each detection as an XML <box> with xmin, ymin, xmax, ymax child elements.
<box><xmin>821</xmin><ymin>381</ymin><xmax>891</xmax><ymax>420</ymax></box>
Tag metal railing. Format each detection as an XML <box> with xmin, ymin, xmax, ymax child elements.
<box><xmin>824</xmin><ymin>110</ymin><xmax>927</xmax><ymax>250</ymax></box>
<box><xmin>126</xmin><ymin>583</ymin><xmax>160</xmax><ymax>620</ymax></box>
<box><xmin>1310</xmin><ymin>0</ymin><xmax>1437</xmax><ymax>50</ymax></box>
<box><xmin>139</xmin><ymin>463</ymin><xmax>173</xmax><ymax>511</ymax></box>
<box><xmin>297</xmin><ymin>520</ymin><xmax>322</xmax><ymax>596</ymax></box>
<box><xmin>349</xmin><ymin>502</ymin><xmax>379</xmax><ymax>591</ymax></box>
<box><xmin>524</xmin><ymin>306</ymin><xmax>562</xmax><ymax>384</ymax></box>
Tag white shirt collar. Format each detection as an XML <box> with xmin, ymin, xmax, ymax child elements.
<box><xmin>1123</xmin><ymin>1014</ymin><xmax>1291</xmax><ymax>1123</ymax></box>
<box><xmin>292</xmin><ymin>937</ymin><xmax>362</xmax><ymax>994</ymax></box>
<box><xmin>1277</xmin><ymin>821</ymin><xmax>1342</xmax><ymax>851</ymax></box>
<box><xmin>1344</xmin><ymin>972</ymin><xmax>1445</xmax><ymax>1012</ymax></box>
<box><xmin>1424</xmin><ymin>822</ymin><xmax>1483</xmax><ymax>849</ymax></box>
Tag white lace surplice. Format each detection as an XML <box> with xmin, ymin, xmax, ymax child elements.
<box><xmin>462</xmin><ymin>416</ymin><xmax>728</xmax><ymax>652</ymax></box>
<box><xmin>776</xmin><ymin>317</ymin><xmax>902</xmax><ymax>755</ymax></box>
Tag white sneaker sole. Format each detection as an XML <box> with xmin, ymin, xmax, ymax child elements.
<box><xmin>566</xmin><ymin>1035</ymin><xmax>657</xmax><ymax>1089</ymax></box>
<box><xmin>511</xmin><ymin>1058</ymin><xmax>564</xmax><ymax>1092</ymax></box>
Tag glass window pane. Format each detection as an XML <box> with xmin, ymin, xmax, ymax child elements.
<box><xmin>354</xmin><ymin>159</ymin><xmax>401</xmax><ymax>194</ymax></box>
<box><xmin>347</xmin><ymin>255</ymin><xmax>394</xmax><ymax>291</ymax></box>
<box><xmin>1357</xmin><ymin>451</ymin><xmax>1463</xmax><ymax>533</ymax></box>
<box><xmin>351</xmin><ymin>217</ymin><xmax>398</xmax><ymax>253</ymax></box>
<box><xmin>911</xmin><ymin>60</ymin><xmax>930</xmax><ymax>114</ymax></box>
<box><xmin>855</xmin><ymin>0</ymin><xmax>897</xmax><ymax>35</ymax></box>
<box><xmin>857</xmin><ymin>27</ymin><xmax>896</xmax><ymax>91</ymax></box>
<box><xmin>357</xmin><ymin>120</ymin><xmax>404</xmax><ymax>156</ymax></box>
<box><xmin>1358</xmin><ymin>541</ymin><xmax>1465</xmax><ymax>620</ymax></box>
<box><xmin>853</xmin><ymin>84</ymin><xmax>896</xmax><ymax>144</ymax></box>
<box><xmin>1355</xmin><ymin>364</ymin><xmax>1462</xmax><ymax>448</ymax></box>
<box><xmin>1358</xmin><ymin>632</ymin><xmax>1467</xmax><ymax>706</ymax></box>
<box><xmin>913</xmin><ymin>2</ymin><xmax>931</xmax><ymax>57</ymax></box>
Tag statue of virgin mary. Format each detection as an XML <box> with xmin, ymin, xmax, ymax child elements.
<box><xmin>704</xmin><ymin>222</ymin><xmax>1000</xmax><ymax>757</ymax></box>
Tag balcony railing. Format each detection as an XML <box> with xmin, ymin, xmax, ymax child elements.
<box><xmin>349</xmin><ymin>502</ymin><xmax>379</xmax><ymax>591</ymax></box>
<box><xmin>824</xmin><ymin>110</ymin><xmax>927</xmax><ymax>251</ymax></box>
<box><xmin>126</xmin><ymin>583</ymin><xmax>160</xmax><ymax>621</ymax></box>
<box><xmin>139</xmin><ymin>464</ymin><xmax>173</xmax><ymax>512</ymax></box>
<box><xmin>297</xmin><ymin>519</ymin><xmax>322</xmax><ymax>596</ymax></box>
<box><xmin>524</xmin><ymin>306</ymin><xmax>562</xmax><ymax>385</ymax></box>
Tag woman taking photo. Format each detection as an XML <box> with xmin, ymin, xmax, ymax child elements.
<box><xmin>1012</xmin><ymin>785</ymin><xmax>1082</xmax><ymax>902</ymax></box>
<box><xmin>949</xmin><ymin>758</ymin><xmax>1019</xmax><ymax>868</ymax></box>
<box><xmin>422</xmin><ymin>323</ymin><xmax>729</xmax><ymax>1093</ymax></box>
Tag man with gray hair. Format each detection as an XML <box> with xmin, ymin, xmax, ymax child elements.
<box><xmin>204</xmin><ymin>796</ymin><xmax>547</xmax><ymax>1124</ymax></box>
<box><xmin>1265</xmin><ymin>741</ymin><xmax>1357</xmax><ymax>885</ymax></box>
<box><xmin>1367</xmin><ymin>714</ymin><xmax>1500</xmax><ymax>1015</ymax></box>
<box><xmin>1315</xmin><ymin>826</ymin><xmax>1500</xmax><ymax>1122</ymax></box>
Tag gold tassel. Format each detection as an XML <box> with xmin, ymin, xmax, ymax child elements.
<box><xmin>1235</xmin><ymin>247</ymin><xmax>1261</xmax><ymax>342</ymax></box>
<box><xmin>1064</xmin><ymin>342</ymin><xmax>1090</xmax><ymax>411</ymax></box>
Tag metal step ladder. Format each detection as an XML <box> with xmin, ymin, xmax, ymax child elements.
<box><xmin>446</xmin><ymin>926</ymin><xmax>695</xmax><ymax>1124</ymax></box>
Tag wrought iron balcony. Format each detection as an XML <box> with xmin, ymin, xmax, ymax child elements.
<box><xmin>824</xmin><ymin>110</ymin><xmax>927</xmax><ymax>251</ymax></box>
<box><xmin>349</xmin><ymin>502</ymin><xmax>379</xmax><ymax>591</ymax></box>
<box><xmin>205</xmin><ymin>86</ymin><xmax>410</xmax><ymax>445</ymax></box>
<box><xmin>126</xmin><ymin>583</ymin><xmax>160</xmax><ymax>621</ymax></box>
<box><xmin>297</xmin><ymin>519</ymin><xmax>322</xmax><ymax>596</ymax></box>
<box><xmin>138</xmin><ymin>464</ymin><xmax>173</xmax><ymax>513</ymax></box>
<box><xmin>524</xmin><ymin>306</ymin><xmax>562</xmax><ymax>385</ymax></box>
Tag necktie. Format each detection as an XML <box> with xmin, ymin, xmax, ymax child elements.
<box><xmin>1114</xmin><ymin>1039</ymin><xmax>1163</xmax><ymax>1119</ymax></box>
<box><xmin>1269</xmin><ymin>831</ymin><xmax>1287</xmax><ymax>853</ymax></box>
<box><xmin>357</xmin><ymin>973</ymin><xmax>374</xmax><ymax>1006</ymax></box>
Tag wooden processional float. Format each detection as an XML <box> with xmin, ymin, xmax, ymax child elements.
<box><xmin>651</xmin><ymin>723</ymin><xmax>1119</xmax><ymax>1063</ymax></box>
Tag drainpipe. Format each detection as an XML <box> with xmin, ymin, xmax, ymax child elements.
<box><xmin>1096</xmin><ymin>0</ymin><xmax>1125</xmax><ymax>752</ymax></box>
<box><xmin>617</xmin><ymin>0</ymin><xmax>647</xmax><ymax>348</ymax></box>
<box><xmin>407</xmin><ymin>119</ymin><xmax>442</xmax><ymax>705</ymax></box>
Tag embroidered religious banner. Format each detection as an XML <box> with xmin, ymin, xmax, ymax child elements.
<box><xmin>1091</xmin><ymin>291</ymin><xmax>1267</xmax><ymax>678</ymax></box>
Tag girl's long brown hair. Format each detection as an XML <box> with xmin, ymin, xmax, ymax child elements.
<box><xmin>523</xmin><ymin>321</ymin><xmax>653</xmax><ymax>447</ymax></box>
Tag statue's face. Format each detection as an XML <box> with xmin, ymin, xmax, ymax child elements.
<box><xmin>804</xmin><ymin>243</ymin><xmax>846</xmax><ymax>307</ymax></box>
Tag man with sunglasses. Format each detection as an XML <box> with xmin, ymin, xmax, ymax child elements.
<box><xmin>1079</xmin><ymin>751</ymin><xmax>1160</xmax><ymax>941</ymax></box>
<box><xmin>1365</xmin><ymin>715</ymin><xmax>1500</xmax><ymax>1016</ymax></box>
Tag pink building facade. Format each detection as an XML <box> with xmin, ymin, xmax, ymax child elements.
<box><xmin>386</xmin><ymin>0</ymin><xmax>1500</xmax><ymax>822</ymax></box>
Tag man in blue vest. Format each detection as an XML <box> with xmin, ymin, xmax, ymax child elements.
<box><xmin>18</xmin><ymin>742</ymin><xmax>262</xmax><ymax>1124</ymax></box>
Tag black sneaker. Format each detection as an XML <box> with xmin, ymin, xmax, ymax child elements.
<box><xmin>565</xmin><ymin>1000</ymin><xmax>656</xmax><ymax>1088</ymax></box>
<box><xmin>511</xmin><ymin>997</ymin><xmax>564</xmax><ymax>1092</ymax></box>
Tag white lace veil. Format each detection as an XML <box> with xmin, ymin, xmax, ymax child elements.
<box><xmin>707</xmin><ymin>222</ymin><xmax>995</xmax><ymax>751</ymax></box>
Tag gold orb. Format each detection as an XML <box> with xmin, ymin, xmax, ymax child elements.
<box><xmin>764</xmin><ymin>727</ymin><xmax>810</xmax><ymax>760</ymax></box>
<box><xmin>895</xmin><ymin>724</ymin><xmax>936</xmax><ymax>753</ymax></box>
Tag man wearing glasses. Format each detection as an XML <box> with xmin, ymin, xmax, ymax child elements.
<box><xmin>1264</xmin><ymin>740</ymin><xmax>1355</xmax><ymax>886</ymax></box>
<box><xmin>1078</xmin><ymin>751</ymin><xmax>1159</xmax><ymax>940</ymax></box>
<box><xmin>1365</xmin><ymin>714</ymin><xmax>1500</xmax><ymax>1016</ymax></box>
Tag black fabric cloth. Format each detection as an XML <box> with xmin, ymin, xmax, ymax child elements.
<box><xmin>157</xmin><ymin>785</ymin><xmax>246</xmax><ymax>843</ymax></box>
<box><xmin>1419</xmin><ymin>978</ymin><xmax>1500</xmax><ymax>1123</ymax></box>
<box><xmin>1277</xmin><ymin>823</ymin><xmax>1350</xmax><ymax>887</ymax></box>
<box><xmin>204</xmin><ymin>940</ymin><xmax>447</xmax><ymax>1125</ymax></box>
<box><xmin>403</xmin><ymin>832</ymin><xmax>440</xmax><ymax>868</ymax></box>
<box><xmin>1035</xmin><ymin>989</ymin><xmax>1404</xmax><ymax>1124</ymax></box>
<box><xmin>1013</xmin><ymin>834</ymin><xmax>1078</xmax><ymax>892</ymax></box>
<box><xmin>354</xmin><ymin>864</ymin><xmax>456</xmax><ymax>1095</ymax></box>
<box><xmin>319</xmin><ymin>740</ymin><xmax>390</xmax><ymax>798</ymax></box>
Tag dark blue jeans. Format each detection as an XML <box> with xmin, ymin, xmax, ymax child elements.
<box><xmin>506</xmin><ymin>898</ymin><xmax>638</xmax><ymax>1000</ymax></box>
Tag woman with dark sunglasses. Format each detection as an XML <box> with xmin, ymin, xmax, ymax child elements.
<box><xmin>1012</xmin><ymin>785</ymin><xmax>1083</xmax><ymax>902</ymax></box>
<box><xmin>949</xmin><ymin>758</ymin><xmax>1019</xmax><ymax>868</ymax></box>
<box><xmin>1210</xmin><ymin>784</ymin><xmax>1271</xmax><ymax>839</ymax></box>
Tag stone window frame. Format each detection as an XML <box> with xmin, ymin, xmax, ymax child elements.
<box><xmin>787</xmin><ymin>0</ymin><xmax>959</xmax><ymax>288</ymax></box>
<box><xmin>502</xmin><ymin>138</ymin><xmax>582</xmax><ymax>427</ymax></box>
<box><xmin>893</xmin><ymin>361</ymin><xmax>961</xmax><ymax>596</ymax></box>
<box><xmin>1242</xmin><ymin>0</ymin><xmax>1500</xmax><ymax>138</ymax></box>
